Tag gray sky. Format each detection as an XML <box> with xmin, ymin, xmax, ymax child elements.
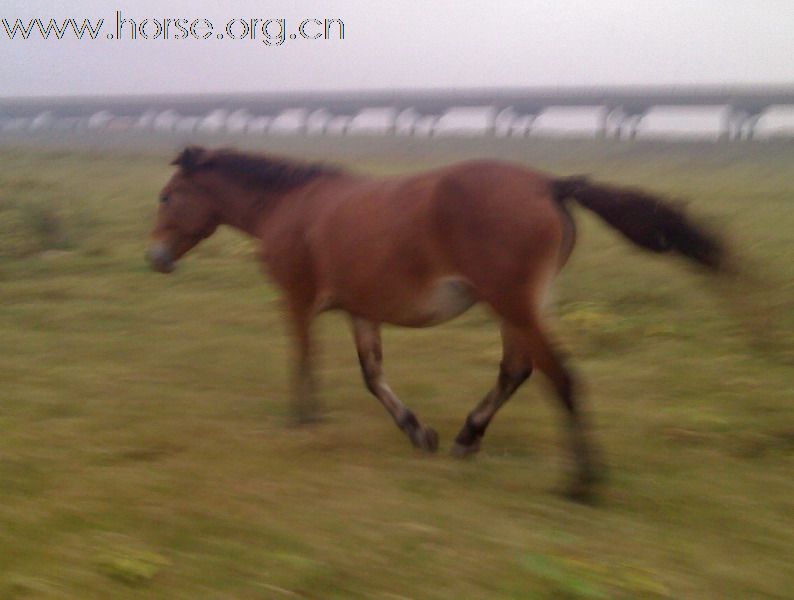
<box><xmin>3</xmin><ymin>0</ymin><xmax>794</xmax><ymax>97</ymax></box>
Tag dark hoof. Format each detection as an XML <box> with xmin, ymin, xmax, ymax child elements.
<box><xmin>563</xmin><ymin>480</ymin><xmax>599</xmax><ymax>505</ymax></box>
<box><xmin>561</xmin><ymin>466</ymin><xmax>605</xmax><ymax>505</ymax></box>
<box><xmin>411</xmin><ymin>426</ymin><xmax>439</xmax><ymax>453</ymax></box>
<box><xmin>451</xmin><ymin>439</ymin><xmax>481</xmax><ymax>459</ymax></box>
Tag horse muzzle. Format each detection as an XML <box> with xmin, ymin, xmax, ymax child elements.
<box><xmin>146</xmin><ymin>242</ymin><xmax>176</xmax><ymax>273</ymax></box>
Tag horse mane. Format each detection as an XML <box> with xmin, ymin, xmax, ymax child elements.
<box><xmin>172</xmin><ymin>146</ymin><xmax>342</xmax><ymax>191</ymax></box>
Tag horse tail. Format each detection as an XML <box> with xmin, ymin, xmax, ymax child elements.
<box><xmin>552</xmin><ymin>176</ymin><xmax>727</xmax><ymax>272</ymax></box>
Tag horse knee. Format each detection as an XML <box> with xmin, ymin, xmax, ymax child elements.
<box><xmin>357</xmin><ymin>354</ymin><xmax>382</xmax><ymax>395</ymax></box>
<box><xmin>360</xmin><ymin>366</ymin><xmax>380</xmax><ymax>395</ymax></box>
<box><xmin>498</xmin><ymin>361</ymin><xmax>532</xmax><ymax>394</ymax></box>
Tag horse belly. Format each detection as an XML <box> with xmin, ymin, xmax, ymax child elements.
<box><xmin>392</xmin><ymin>277</ymin><xmax>476</xmax><ymax>327</ymax></box>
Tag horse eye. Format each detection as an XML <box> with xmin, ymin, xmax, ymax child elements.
<box><xmin>159</xmin><ymin>194</ymin><xmax>170</xmax><ymax>204</ymax></box>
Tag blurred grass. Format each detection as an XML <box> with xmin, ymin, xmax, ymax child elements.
<box><xmin>0</xmin><ymin>139</ymin><xmax>792</xmax><ymax>598</ymax></box>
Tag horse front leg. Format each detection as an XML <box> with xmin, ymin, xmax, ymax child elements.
<box><xmin>288</xmin><ymin>309</ymin><xmax>323</xmax><ymax>425</ymax></box>
<box><xmin>352</xmin><ymin>317</ymin><xmax>438</xmax><ymax>452</ymax></box>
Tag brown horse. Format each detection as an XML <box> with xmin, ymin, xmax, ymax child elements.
<box><xmin>147</xmin><ymin>146</ymin><xmax>725</xmax><ymax>499</ymax></box>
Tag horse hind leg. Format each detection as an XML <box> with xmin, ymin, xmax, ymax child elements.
<box><xmin>475</xmin><ymin>278</ymin><xmax>603</xmax><ymax>501</ymax></box>
<box><xmin>521</xmin><ymin>316</ymin><xmax>604</xmax><ymax>501</ymax></box>
<box><xmin>351</xmin><ymin>317</ymin><xmax>439</xmax><ymax>452</ymax></box>
<box><xmin>452</xmin><ymin>323</ymin><xmax>532</xmax><ymax>457</ymax></box>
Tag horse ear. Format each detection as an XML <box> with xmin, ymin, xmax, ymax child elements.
<box><xmin>171</xmin><ymin>146</ymin><xmax>211</xmax><ymax>172</ymax></box>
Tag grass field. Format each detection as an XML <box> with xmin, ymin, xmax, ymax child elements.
<box><xmin>1</xmin><ymin>139</ymin><xmax>793</xmax><ymax>598</ymax></box>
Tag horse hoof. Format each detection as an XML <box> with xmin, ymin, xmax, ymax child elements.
<box><xmin>423</xmin><ymin>427</ymin><xmax>440</xmax><ymax>453</ymax></box>
<box><xmin>562</xmin><ymin>472</ymin><xmax>603</xmax><ymax>505</ymax></box>
<box><xmin>412</xmin><ymin>427</ymin><xmax>439</xmax><ymax>453</ymax></box>
<box><xmin>563</xmin><ymin>483</ymin><xmax>598</xmax><ymax>505</ymax></box>
<box><xmin>451</xmin><ymin>440</ymin><xmax>480</xmax><ymax>459</ymax></box>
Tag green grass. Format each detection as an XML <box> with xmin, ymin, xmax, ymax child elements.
<box><xmin>0</xmin><ymin>140</ymin><xmax>793</xmax><ymax>598</ymax></box>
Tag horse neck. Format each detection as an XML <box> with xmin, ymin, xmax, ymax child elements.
<box><xmin>209</xmin><ymin>177</ymin><xmax>286</xmax><ymax>237</ymax></box>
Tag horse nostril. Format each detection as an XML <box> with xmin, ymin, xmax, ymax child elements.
<box><xmin>146</xmin><ymin>243</ymin><xmax>175</xmax><ymax>273</ymax></box>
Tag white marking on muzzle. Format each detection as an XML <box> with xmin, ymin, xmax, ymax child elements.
<box><xmin>147</xmin><ymin>241</ymin><xmax>175</xmax><ymax>273</ymax></box>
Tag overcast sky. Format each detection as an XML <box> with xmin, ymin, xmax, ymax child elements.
<box><xmin>2</xmin><ymin>1</ymin><xmax>794</xmax><ymax>97</ymax></box>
